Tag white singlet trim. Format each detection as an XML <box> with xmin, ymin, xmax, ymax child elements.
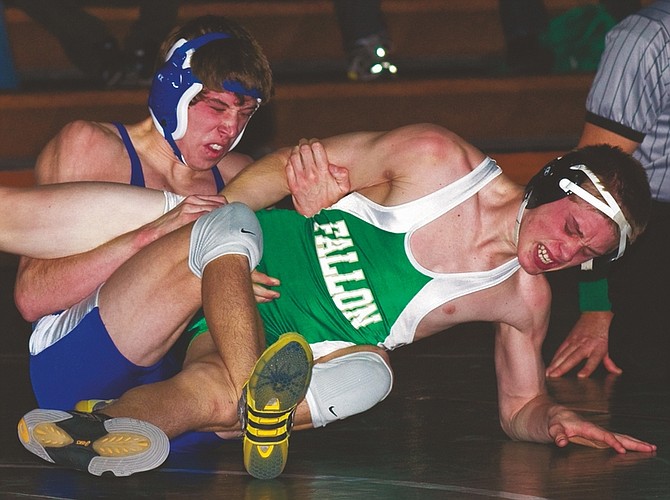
<box><xmin>331</xmin><ymin>157</ymin><xmax>520</xmax><ymax>350</ymax></box>
<box><xmin>330</xmin><ymin>156</ymin><xmax>502</xmax><ymax>233</ymax></box>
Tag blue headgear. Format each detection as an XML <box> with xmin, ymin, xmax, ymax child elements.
<box><xmin>518</xmin><ymin>155</ymin><xmax>631</xmax><ymax>265</ymax></box>
<box><xmin>148</xmin><ymin>32</ymin><xmax>262</xmax><ymax>163</ymax></box>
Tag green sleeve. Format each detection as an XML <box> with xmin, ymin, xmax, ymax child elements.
<box><xmin>578</xmin><ymin>277</ymin><xmax>611</xmax><ymax>312</ymax></box>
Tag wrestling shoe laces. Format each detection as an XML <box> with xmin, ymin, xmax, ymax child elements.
<box><xmin>17</xmin><ymin>409</ymin><xmax>169</xmax><ymax>476</ymax></box>
<box><xmin>241</xmin><ymin>332</ymin><xmax>313</xmax><ymax>480</ymax></box>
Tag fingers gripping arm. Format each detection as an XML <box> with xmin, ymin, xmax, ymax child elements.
<box><xmin>286</xmin><ymin>139</ymin><xmax>351</xmax><ymax>216</ymax></box>
<box><xmin>222</xmin><ymin>124</ymin><xmax>449</xmax><ymax>212</ymax></box>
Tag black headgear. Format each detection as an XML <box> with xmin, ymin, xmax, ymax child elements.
<box><xmin>524</xmin><ymin>155</ymin><xmax>589</xmax><ymax>208</ymax></box>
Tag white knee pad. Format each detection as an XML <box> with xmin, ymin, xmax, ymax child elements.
<box><xmin>305</xmin><ymin>351</ymin><xmax>393</xmax><ymax>428</ymax></box>
<box><xmin>188</xmin><ymin>202</ymin><xmax>262</xmax><ymax>278</ymax></box>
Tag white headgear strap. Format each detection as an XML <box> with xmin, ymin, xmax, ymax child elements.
<box><xmin>557</xmin><ymin>164</ymin><xmax>631</xmax><ymax>260</ymax></box>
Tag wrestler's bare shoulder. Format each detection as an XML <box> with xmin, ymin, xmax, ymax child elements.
<box><xmin>57</xmin><ymin>120</ymin><xmax>120</xmax><ymax>145</ymax></box>
<box><xmin>348</xmin><ymin>124</ymin><xmax>488</xmax><ymax>204</ymax></box>
<box><xmin>389</xmin><ymin>124</ymin><xmax>486</xmax><ymax>178</ymax></box>
<box><xmin>496</xmin><ymin>270</ymin><xmax>552</xmax><ymax>332</ymax></box>
<box><xmin>36</xmin><ymin>121</ymin><xmax>129</xmax><ymax>182</ymax></box>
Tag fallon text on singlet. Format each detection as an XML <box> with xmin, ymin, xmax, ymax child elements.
<box><xmin>314</xmin><ymin>218</ymin><xmax>382</xmax><ymax>330</ymax></box>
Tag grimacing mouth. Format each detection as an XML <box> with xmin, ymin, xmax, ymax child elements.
<box><xmin>537</xmin><ymin>243</ymin><xmax>553</xmax><ymax>265</ymax></box>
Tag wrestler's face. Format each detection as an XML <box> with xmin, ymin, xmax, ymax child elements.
<box><xmin>517</xmin><ymin>196</ymin><xmax>618</xmax><ymax>274</ymax></box>
<box><xmin>178</xmin><ymin>89</ymin><xmax>258</xmax><ymax>169</ymax></box>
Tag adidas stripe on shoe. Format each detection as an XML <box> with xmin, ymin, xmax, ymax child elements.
<box><xmin>242</xmin><ymin>333</ymin><xmax>313</xmax><ymax>480</ymax></box>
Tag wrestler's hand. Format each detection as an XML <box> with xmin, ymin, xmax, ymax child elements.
<box><xmin>549</xmin><ymin>408</ymin><xmax>657</xmax><ymax>454</ymax></box>
<box><xmin>139</xmin><ymin>194</ymin><xmax>228</xmax><ymax>245</ymax></box>
<box><xmin>251</xmin><ymin>270</ymin><xmax>280</xmax><ymax>303</ymax></box>
<box><xmin>287</xmin><ymin>138</ymin><xmax>350</xmax><ymax>217</ymax></box>
<box><xmin>546</xmin><ymin>311</ymin><xmax>621</xmax><ymax>378</ymax></box>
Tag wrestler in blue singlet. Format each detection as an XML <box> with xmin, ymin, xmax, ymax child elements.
<box><xmin>29</xmin><ymin>123</ymin><xmax>228</xmax><ymax>453</ymax></box>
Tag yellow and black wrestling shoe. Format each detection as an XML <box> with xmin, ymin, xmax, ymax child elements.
<box><xmin>74</xmin><ymin>399</ymin><xmax>115</xmax><ymax>413</ymax></box>
<box><xmin>241</xmin><ymin>333</ymin><xmax>313</xmax><ymax>480</ymax></box>
<box><xmin>18</xmin><ymin>409</ymin><xmax>169</xmax><ymax>476</ymax></box>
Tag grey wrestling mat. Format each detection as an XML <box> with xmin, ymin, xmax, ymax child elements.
<box><xmin>0</xmin><ymin>255</ymin><xmax>668</xmax><ymax>499</ymax></box>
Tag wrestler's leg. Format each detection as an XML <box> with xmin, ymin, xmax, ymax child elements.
<box><xmin>99</xmin><ymin>333</ymin><xmax>242</xmax><ymax>439</ymax></box>
<box><xmin>294</xmin><ymin>345</ymin><xmax>393</xmax><ymax>430</ymax></box>
<box><xmin>49</xmin><ymin>340</ymin><xmax>391</xmax><ymax>473</ymax></box>
<box><xmin>99</xmin><ymin>203</ymin><xmax>263</xmax><ymax>376</ymax></box>
<box><xmin>201</xmin><ymin>252</ymin><xmax>265</xmax><ymax>396</ymax></box>
<box><xmin>26</xmin><ymin>202</ymin><xmax>263</xmax><ymax>429</ymax></box>
<box><xmin>19</xmin><ymin>289</ymin><xmax>266</xmax><ymax>478</ymax></box>
<box><xmin>0</xmin><ymin>183</ymin><xmax>167</xmax><ymax>258</ymax></box>
<box><xmin>97</xmin><ymin>223</ymin><xmax>200</xmax><ymax>365</ymax></box>
<box><xmin>100</xmin><ymin>341</ymin><xmax>393</xmax><ymax>435</ymax></box>
<box><xmin>22</xmin><ymin>342</ymin><xmax>393</xmax><ymax>475</ymax></box>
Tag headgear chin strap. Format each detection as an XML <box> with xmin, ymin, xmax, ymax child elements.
<box><xmin>518</xmin><ymin>158</ymin><xmax>632</xmax><ymax>266</ymax></box>
<box><xmin>148</xmin><ymin>32</ymin><xmax>262</xmax><ymax>164</ymax></box>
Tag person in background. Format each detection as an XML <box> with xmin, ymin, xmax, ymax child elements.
<box><xmin>546</xmin><ymin>1</ymin><xmax>670</xmax><ymax>381</ymax></box>
<box><xmin>333</xmin><ymin>0</ymin><xmax>397</xmax><ymax>82</ymax></box>
<box><xmin>5</xmin><ymin>0</ymin><xmax>179</xmax><ymax>87</ymax></box>
<box><xmin>499</xmin><ymin>0</ymin><xmax>640</xmax><ymax>74</ymax></box>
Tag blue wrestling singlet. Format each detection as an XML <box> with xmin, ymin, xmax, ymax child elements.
<box><xmin>28</xmin><ymin>123</ymin><xmax>229</xmax><ymax>453</ymax></box>
<box><xmin>113</xmin><ymin>122</ymin><xmax>225</xmax><ymax>190</ymax></box>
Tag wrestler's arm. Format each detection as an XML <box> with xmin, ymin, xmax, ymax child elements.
<box><xmin>496</xmin><ymin>275</ymin><xmax>656</xmax><ymax>453</ymax></box>
<box><xmin>221</xmin><ymin>132</ymin><xmax>374</xmax><ymax>213</ymax></box>
<box><xmin>228</xmin><ymin>137</ymin><xmax>352</xmax><ymax>217</ymax></box>
<box><xmin>545</xmin><ymin>122</ymin><xmax>639</xmax><ymax>378</ymax></box>
<box><xmin>14</xmin><ymin>118</ymin><xmax>349</xmax><ymax>319</ymax></box>
<box><xmin>223</xmin><ymin>123</ymin><xmax>481</xmax><ymax>213</ymax></box>
<box><xmin>14</xmin><ymin>125</ymin><xmax>226</xmax><ymax>321</ymax></box>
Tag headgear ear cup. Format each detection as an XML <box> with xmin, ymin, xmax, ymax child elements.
<box><xmin>523</xmin><ymin>157</ymin><xmax>585</xmax><ymax>209</ymax></box>
<box><xmin>148</xmin><ymin>32</ymin><xmax>232</xmax><ymax>162</ymax></box>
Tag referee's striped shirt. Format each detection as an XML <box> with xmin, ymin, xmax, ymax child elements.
<box><xmin>586</xmin><ymin>0</ymin><xmax>670</xmax><ymax>201</ymax></box>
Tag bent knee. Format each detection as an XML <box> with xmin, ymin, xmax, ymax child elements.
<box><xmin>179</xmin><ymin>353</ymin><xmax>240</xmax><ymax>428</ymax></box>
<box><xmin>188</xmin><ymin>202</ymin><xmax>262</xmax><ymax>278</ymax></box>
<box><xmin>305</xmin><ymin>350</ymin><xmax>393</xmax><ymax>428</ymax></box>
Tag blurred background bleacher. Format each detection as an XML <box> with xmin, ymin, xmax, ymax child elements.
<box><xmin>0</xmin><ymin>0</ymin><xmax>643</xmax><ymax>186</ymax></box>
